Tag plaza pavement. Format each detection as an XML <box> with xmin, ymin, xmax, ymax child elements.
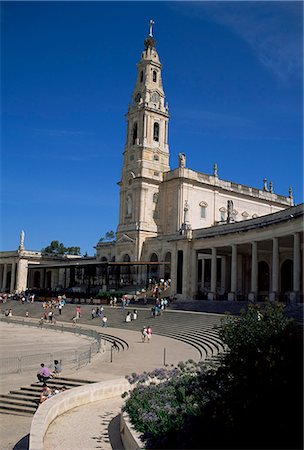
<box><xmin>0</xmin><ymin>299</ymin><xmax>302</xmax><ymax>450</ymax></box>
<box><xmin>0</xmin><ymin>301</ymin><xmax>202</xmax><ymax>450</ymax></box>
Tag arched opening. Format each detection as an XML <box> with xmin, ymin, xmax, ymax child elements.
<box><xmin>132</xmin><ymin>122</ymin><xmax>138</xmax><ymax>145</ymax></box>
<box><xmin>164</xmin><ymin>252</ymin><xmax>171</xmax><ymax>280</ymax></box>
<box><xmin>258</xmin><ymin>261</ymin><xmax>270</xmax><ymax>292</ymax></box>
<box><xmin>140</xmin><ymin>71</ymin><xmax>144</xmax><ymax>82</ymax></box>
<box><xmin>46</xmin><ymin>271</ymin><xmax>52</xmax><ymax>289</ymax></box>
<box><xmin>152</xmin><ymin>70</ymin><xmax>157</xmax><ymax>82</ymax></box>
<box><xmin>121</xmin><ymin>254</ymin><xmax>131</xmax><ymax>285</ymax></box>
<box><xmin>281</xmin><ymin>259</ymin><xmax>293</xmax><ymax>293</ymax></box>
<box><xmin>34</xmin><ymin>271</ymin><xmax>41</xmax><ymax>288</ymax></box>
<box><xmin>153</xmin><ymin>122</ymin><xmax>159</xmax><ymax>142</ymax></box>
<box><xmin>150</xmin><ymin>253</ymin><xmax>159</xmax><ymax>282</ymax></box>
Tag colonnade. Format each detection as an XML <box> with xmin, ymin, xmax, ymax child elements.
<box><xmin>194</xmin><ymin>232</ymin><xmax>302</xmax><ymax>301</ymax></box>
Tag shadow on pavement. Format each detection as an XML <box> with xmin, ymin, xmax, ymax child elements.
<box><xmin>108</xmin><ymin>414</ymin><xmax>124</xmax><ymax>450</ymax></box>
<box><xmin>13</xmin><ymin>433</ymin><xmax>29</xmax><ymax>450</ymax></box>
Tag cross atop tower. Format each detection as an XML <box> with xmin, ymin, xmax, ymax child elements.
<box><xmin>149</xmin><ymin>19</ymin><xmax>155</xmax><ymax>37</ymax></box>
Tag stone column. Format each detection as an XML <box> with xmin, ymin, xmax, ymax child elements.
<box><xmin>170</xmin><ymin>247</ymin><xmax>177</xmax><ymax>295</ymax></box>
<box><xmin>208</xmin><ymin>248</ymin><xmax>217</xmax><ymax>300</ymax></box>
<box><xmin>190</xmin><ymin>248</ymin><xmax>198</xmax><ymax>299</ymax></box>
<box><xmin>10</xmin><ymin>263</ymin><xmax>16</xmax><ymax>293</ymax></box>
<box><xmin>249</xmin><ymin>241</ymin><xmax>258</xmax><ymax>301</ymax></box>
<box><xmin>228</xmin><ymin>244</ymin><xmax>237</xmax><ymax>301</ymax></box>
<box><xmin>220</xmin><ymin>256</ymin><xmax>226</xmax><ymax>295</ymax></box>
<box><xmin>270</xmin><ymin>237</ymin><xmax>279</xmax><ymax>301</ymax></box>
<box><xmin>2</xmin><ymin>264</ymin><xmax>8</xmax><ymax>291</ymax></box>
<box><xmin>293</xmin><ymin>232</ymin><xmax>301</xmax><ymax>297</ymax></box>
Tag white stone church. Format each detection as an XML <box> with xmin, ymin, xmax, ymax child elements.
<box><xmin>1</xmin><ymin>26</ymin><xmax>303</xmax><ymax>302</ymax></box>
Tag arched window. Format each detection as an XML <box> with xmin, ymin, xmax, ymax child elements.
<box><xmin>123</xmin><ymin>254</ymin><xmax>131</xmax><ymax>262</ymax></box>
<box><xmin>132</xmin><ymin>123</ymin><xmax>138</xmax><ymax>145</ymax></box>
<box><xmin>153</xmin><ymin>70</ymin><xmax>157</xmax><ymax>82</ymax></box>
<box><xmin>140</xmin><ymin>71</ymin><xmax>144</xmax><ymax>82</ymax></box>
<box><xmin>153</xmin><ymin>122</ymin><xmax>159</xmax><ymax>142</ymax></box>
<box><xmin>153</xmin><ymin>154</ymin><xmax>159</xmax><ymax>161</ymax></box>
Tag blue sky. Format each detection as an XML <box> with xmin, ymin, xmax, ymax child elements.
<box><xmin>1</xmin><ymin>1</ymin><xmax>303</xmax><ymax>255</ymax></box>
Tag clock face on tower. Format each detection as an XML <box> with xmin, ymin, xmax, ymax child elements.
<box><xmin>151</xmin><ymin>92</ymin><xmax>160</xmax><ymax>103</ymax></box>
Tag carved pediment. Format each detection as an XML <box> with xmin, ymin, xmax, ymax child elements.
<box><xmin>116</xmin><ymin>234</ymin><xmax>135</xmax><ymax>244</ymax></box>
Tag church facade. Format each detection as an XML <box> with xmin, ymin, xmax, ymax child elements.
<box><xmin>1</xmin><ymin>27</ymin><xmax>303</xmax><ymax>302</ymax></box>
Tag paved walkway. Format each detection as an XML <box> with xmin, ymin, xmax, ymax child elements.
<box><xmin>0</xmin><ymin>318</ymin><xmax>198</xmax><ymax>450</ymax></box>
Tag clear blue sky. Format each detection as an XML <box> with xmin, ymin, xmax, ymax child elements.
<box><xmin>1</xmin><ymin>1</ymin><xmax>303</xmax><ymax>255</ymax></box>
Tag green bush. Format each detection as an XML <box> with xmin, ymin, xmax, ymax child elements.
<box><xmin>122</xmin><ymin>303</ymin><xmax>303</xmax><ymax>449</ymax></box>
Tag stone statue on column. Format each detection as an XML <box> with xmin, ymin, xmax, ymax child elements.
<box><xmin>180</xmin><ymin>200</ymin><xmax>192</xmax><ymax>237</ymax></box>
<box><xmin>263</xmin><ymin>178</ymin><xmax>268</xmax><ymax>191</ymax></box>
<box><xmin>19</xmin><ymin>230</ymin><xmax>25</xmax><ymax>251</ymax></box>
<box><xmin>178</xmin><ymin>153</ymin><xmax>186</xmax><ymax>168</ymax></box>
<box><xmin>269</xmin><ymin>181</ymin><xmax>273</xmax><ymax>193</ymax></box>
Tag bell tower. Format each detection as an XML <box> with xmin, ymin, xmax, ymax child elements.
<box><xmin>116</xmin><ymin>21</ymin><xmax>170</xmax><ymax>261</ymax></box>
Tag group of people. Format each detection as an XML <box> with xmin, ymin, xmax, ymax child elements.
<box><xmin>39</xmin><ymin>384</ymin><xmax>67</xmax><ymax>405</ymax></box>
<box><xmin>141</xmin><ymin>325</ymin><xmax>152</xmax><ymax>343</ymax></box>
<box><xmin>125</xmin><ymin>309</ymin><xmax>138</xmax><ymax>322</ymax></box>
<box><xmin>151</xmin><ymin>298</ymin><xmax>169</xmax><ymax>317</ymax></box>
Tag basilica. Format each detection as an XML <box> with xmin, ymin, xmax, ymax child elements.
<box><xmin>1</xmin><ymin>26</ymin><xmax>303</xmax><ymax>302</ymax></box>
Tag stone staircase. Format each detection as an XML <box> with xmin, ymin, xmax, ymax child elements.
<box><xmin>0</xmin><ymin>377</ymin><xmax>94</xmax><ymax>416</ymax></box>
<box><xmin>102</xmin><ymin>308</ymin><xmax>227</xmax><ymax>361</ymax></box>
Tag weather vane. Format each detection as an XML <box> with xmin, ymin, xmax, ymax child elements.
<box><xmin>149</xmin><ymin>19</ymin><xmax>155</xmax><ymax>37</ymax></box>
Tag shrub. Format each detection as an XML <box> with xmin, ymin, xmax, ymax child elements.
<box><xmin>122</xmin><ymin>302</ymin><xmax>303</xmax><ymax>449</ymax></box>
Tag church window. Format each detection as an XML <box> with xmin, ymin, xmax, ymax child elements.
<box><xmin>132</xmin><ymin>123</ymin><xmax>138</xmax><ymax>145</ymax></box>
<box><xmin>200</xmin><ymin>206</ymin><xmax>206</xmax><ymax>219</ymax></box>
<box><xmin>153</xmin><ymin>122</ymin><xmax>159</xmax><ymax>141</ymax></box>
<box><xmin>200</xmin><ymin>201</ymin><xmax>208</xmax><ymax>219</ymax></box>
<box><xmin>126</xmin><ymin>194</ymin><xmax>132</xmax><ymax>216</ymax></box>
<box><xmin>153</xmin><ymin>70</ymin><xmax>157</xmax><ymax>82</ymax></box>
<box><xmin>153</xmin><ymin>154</ymin><xmax>159</xmax><ymax>161</ymax></box>
<box><xmin>140</xmin><ymin>71</ymin><xmax>144</xmax><ymax>82</ymax></box>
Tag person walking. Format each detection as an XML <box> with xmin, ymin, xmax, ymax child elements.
<box><xmin>146</xmin><ymin>325</ymin><xmax>152</xmax><ymax>343</ymax></box>
<box><xmin>102</xmin><ymin>316</ymin><xmax>108</xmax><ymax>327</ymax></box>
<box><xmin>141</xmin><ymin>326</ymin><xmax>147</xmax><ymax>343</ymax></box>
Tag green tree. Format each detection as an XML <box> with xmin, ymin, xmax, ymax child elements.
<box><xmin>99</xmin><ymin>230</ymin><xmax>115</xmax><ymax>242</ymax></box>
<box><xmin>42</xmin><ymin>240</ymin><xmax>80</xmax><ymax>255</ymax></box>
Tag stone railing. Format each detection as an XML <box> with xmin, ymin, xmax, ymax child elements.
<box><xmin>29</xmin><ymin>378</ymin><xmax>130</xmax><ymax>450</ymax></box>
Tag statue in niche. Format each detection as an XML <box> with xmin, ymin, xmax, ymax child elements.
<box><xmin>184</xmin><ymin>200</ymin><xmax>190</xmax><ymax>223</ymax></box>
<box><xmin>227</xmin><ymin>200</ymin><xmax>234</xmax><ymax>223</ymax></box>
<box><xmin>178</xmin><ymin>153</ymin><xmax>186</xmax><ymax>168</ymax></box>
<box><xmin>126</xmin><ymin>195</ymin><xmax>132</xmax><ymax>216</ymax></box>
